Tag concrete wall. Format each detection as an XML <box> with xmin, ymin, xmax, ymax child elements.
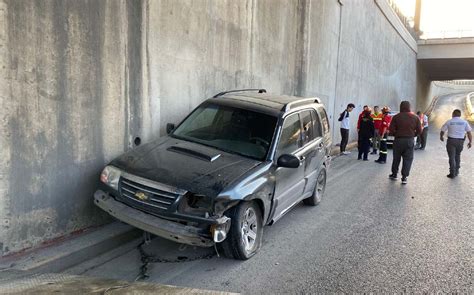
<box><xmin>0</xmin><ymin>0</ymin><xmax>146</xmax><ymax>255</ymax></box>
<box><xmin>0</xmin><ymin>0</ymin><xmax>418</xmax><ymax>255</ymax></box>
<box><xmin>148</xmin><ymin>0</ymin><xmax>418</xmax><ymax>145</ymax></box>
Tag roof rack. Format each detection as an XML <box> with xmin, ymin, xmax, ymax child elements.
<box><xmin>282</xmin><ymin>97</ymin><xmax>321</xmax><ymax>112</ymax></box>
<box><xmin>212</xmin><ymin>88</ymin><xmax>267</xmax><ymax>98</ymax></box>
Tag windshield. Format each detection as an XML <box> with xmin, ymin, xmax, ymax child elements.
<box><xmin>172</xmin><ymin>103</ymin><xmax>277</xmax><ymax>160</ymax></box>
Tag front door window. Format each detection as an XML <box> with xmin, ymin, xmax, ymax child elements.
<box><xmin>276</xmin><ymin>113</ymin><xmax>302</xmax><ymax>157</ymax></box>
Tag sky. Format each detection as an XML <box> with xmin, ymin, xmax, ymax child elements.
<box><xmin>393</xmin><ymin>0</ymin><xmax>474</xmax><ymax>38</ymax></box>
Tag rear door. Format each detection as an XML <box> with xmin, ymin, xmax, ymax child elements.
<box><xmin>300</xmin><ymin>109</ymin><xmax>326</xmax><ymax>196</ymax></box>
<box><xmin>272</xmin><ymin>113</ymin><xmax>305</xmax><ymax>221</ymax></box>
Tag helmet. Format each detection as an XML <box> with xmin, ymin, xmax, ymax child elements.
<box><xmin>382</xmin><ymin>106</ymin><xmax>391</xmax><ymax>113</ymax></box>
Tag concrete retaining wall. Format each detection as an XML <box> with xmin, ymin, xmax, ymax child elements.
<box><xmin>0</xmin><ymin>0</ymin><xmax>418</xmax><ymax>255</ymax></box>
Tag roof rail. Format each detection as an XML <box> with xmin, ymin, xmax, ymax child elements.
<box><xmin>212</xmin><ymin>88</ymin><xmax>267</xmax><ymax>98</ymax></box>
<box><xmin>282</xmin><ymin>97</ymin><xmax>321</xmax><ymax>112</ymax></box>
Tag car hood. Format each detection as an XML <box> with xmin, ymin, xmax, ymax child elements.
<box><xmin>110</xmin><ymin>137</ymin><xmax>262</xmax><ymax>197</ymax></box>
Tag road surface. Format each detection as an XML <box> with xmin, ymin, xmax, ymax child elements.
<box><xmin>67</xmin><ymin>92</ymin><xmax>473</xmax><ymax>293</ymax></box>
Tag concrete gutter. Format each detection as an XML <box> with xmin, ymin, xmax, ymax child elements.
<box><xmin>0</xmin><ymin>269</ymin><xmax>236</xmax><ymax>294</ymax></box>
<box><xmin>466</xmin><ymin>92</ymin><xmax>474</xmax><ymax>122</ymax></box>
<box><xmin>0</xmin><ymin>222</ymin><xmax>141</xmax><ymax>274</ymax></box>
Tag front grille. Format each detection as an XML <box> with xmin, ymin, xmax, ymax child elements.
<box><xmin>118</xmin><ymin>176</ymin><xmax>182</xmax><ymax>212</ymax></box>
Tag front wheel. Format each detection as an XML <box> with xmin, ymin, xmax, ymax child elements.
<box><xmin>303</xmin><ymin>167</ymin><xmax>327</xmax><ymax>206</ymax></box>
<box><xmin>219</xmin><ymin>201</ymin><xmax>263</xmax><ymax>260</ymax></box>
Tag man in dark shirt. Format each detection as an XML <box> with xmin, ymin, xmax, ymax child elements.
<box><xmin>388</xmin><ymin>101</ymin><xmax>422</xmax><ymax>184</ymax></box>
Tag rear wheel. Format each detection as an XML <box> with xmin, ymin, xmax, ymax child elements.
<box><xmin>303</xmin><ymin>167</ymin><xmax>327</xmax><ymax>206</ymax></box>
<box><xmin>219</xmin><ymin>201</ymin><xmax>263</xmax><ymax>260</ymax></box>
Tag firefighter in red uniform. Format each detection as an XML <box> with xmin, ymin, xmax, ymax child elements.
<box><xmin>370</xmin><ymin>106</ymin><xmax>384</xmax><ymax>154</ymax></box>
<box><xmin>375</xmin><ymin>106</ymin><xmax>392</xmax><ymax>164</ymax></box>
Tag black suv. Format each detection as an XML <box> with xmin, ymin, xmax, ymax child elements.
<box><xmin>95</xmin><ymin>89</ymin><xmax>331</xmax><ymax>260</ymax></box>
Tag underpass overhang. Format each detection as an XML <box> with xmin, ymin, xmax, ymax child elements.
<box><xmin>417</xmin><ymin>38</ymin><xmax>474</xmax><ymax>80</ymax></box>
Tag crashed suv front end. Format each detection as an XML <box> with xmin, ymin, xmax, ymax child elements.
<box><xmin>94</xmin><ymin>166</ymin><xmax>232</xmax><ymax>247</ymax></box>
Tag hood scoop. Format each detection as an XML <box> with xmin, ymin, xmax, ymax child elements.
<box><xmin>167</xmin><ymin>145</ymin><xmax>221</xmax><ymax>162</ymax></box>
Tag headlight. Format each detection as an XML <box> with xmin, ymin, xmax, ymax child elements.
<box><xmin>100</xmin><ymin>166</ymin><xmax>122</xmax><ymax>190</ymax></box>
<box><xmin>178</xmin><ymin>193</ymin><xmax>213</xmax><ymax>217</ymax></box>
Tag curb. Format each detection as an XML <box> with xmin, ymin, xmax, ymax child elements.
<box><xmin>330</xmin><ymin>141</ymin><xmax>358</xmax><ymax>157</ymax></box>
<box><xmin>0</xmin><ymin>269</ymin><xmax>236</xmax><ymax>294</ymax></box>
<box><xmin>0</xmin><ymin>222</ymin><xmax>141</xmax><ymax>274</ymax></box>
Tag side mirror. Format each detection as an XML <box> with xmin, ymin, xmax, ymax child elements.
<box><xmin>277</xmin><ymin>154</ymin><xmax>300</xmax><ymax>168</ymax></box>
<box><xmin>166</xmin><ymin>123</ymin><xmax>175</xmax><ymax>134</ymax></box>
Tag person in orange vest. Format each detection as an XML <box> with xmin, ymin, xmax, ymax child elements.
<box><xmin>375</xmin><ymin>106</ymin><xmax>392</xmax><ymax>164</ymax></box>
<box><xmin>370</xmin><ymin>106</ymin><xmax>384</xmax><ymax>154</ymax></box>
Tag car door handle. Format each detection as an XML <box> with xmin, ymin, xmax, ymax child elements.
<box><xmin>299</xmin><ymin>156</ymin><xmax>306</xmax><ymax>161</ymax></box>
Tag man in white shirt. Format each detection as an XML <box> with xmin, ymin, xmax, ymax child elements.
<box><xmin>416</xmin><ymin>111</ymin><xmax>429</xmax><ymax>150</ymax></box>
<box><xmin>440</xmin><ymin>109</ymin><xmax>472</xmax><ymax>178</ymax></box>
<box><xmin>338</xmin><ymin>103</ymin><xmax>355</xmax><ymax>155</ymax></box>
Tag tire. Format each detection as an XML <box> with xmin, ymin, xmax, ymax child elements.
<box><xmin>219</xmin><ymin>201</ymin><xmax>263</xmax><ymax>260</ymax></box>
<box><xmin>303</xmin><ymin>167</ymin><xmax>327</xmax><ymax>206</ymax></box>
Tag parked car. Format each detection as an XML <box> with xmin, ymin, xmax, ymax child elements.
<box><xmin>94</xmin><ymin>89</ymin><xmax>332</xmax><ymax>260</ymax></box>
<box><xmin>386</xmin><ymin>111</ymin><xmax>418</xmax><ymax>147</ymax></box>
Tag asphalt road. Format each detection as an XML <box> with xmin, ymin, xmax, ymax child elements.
<box><xmin>67</xmin><ymin>92</ymin><xmax>473</xmax><ymax>293</ymax></box>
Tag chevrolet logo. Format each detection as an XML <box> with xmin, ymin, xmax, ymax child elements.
<box><xmin>135</xmin><ymin>191</ymin><xmax>148</xmax><ymax>201</ymax></box>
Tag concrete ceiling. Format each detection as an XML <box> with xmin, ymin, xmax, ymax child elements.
<box><xmin>418</xmin><ymin>58</ymin><xmax>474</xmax><ymax>81</ymax></box>
<box><xmin>417</xmin><ymin>38</ymin><xmax>474</xmax><ymax>81</ymax></box>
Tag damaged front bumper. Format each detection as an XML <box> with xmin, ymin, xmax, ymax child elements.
<box><xmin>94</xmin><ymin>190</ymin><xmax>230</xmax><ymax>247</ymax></box>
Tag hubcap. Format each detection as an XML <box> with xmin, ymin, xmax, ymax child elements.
<box><xmin>241</xmin><ymin>207</ymin><xmax>258</xmax><ymax>252</ymax></box>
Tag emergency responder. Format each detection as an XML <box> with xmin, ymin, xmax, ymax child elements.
<box><xmin>358</xmin><ymin>108</ymin><xmax>374</xmax><ymax>161</ymax></box>
<box><xmin>375</xmin><ymin>106</ymin><xmax>392</xmax><ymax>164</ymax></box>
<box><xmin>440</xmin><ymin>109</ymin><xmax>472</xmax><ymax>178</ymax></box>
<box><xmin>371</xmin><ymin>106</ymin><xmax>384</xmax><ymax>154</ymax></box>
<box><xmin>388</xmin><ymin>101</ymin><xmax>422</xmax><ymax>185</ymax></box>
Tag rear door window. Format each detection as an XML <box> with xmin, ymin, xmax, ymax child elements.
<box><xmin>311</xmin><ymin>110</ymin><xmax>323</xmax><ymax>138</ymax></box>
<box><xmin>317</xmin><ymin>107</ymin><xmax>330</xmax><ymax>134</ymax></box>
<box><xmin>300</xmin><ymin>110</ymin><xmax>314</xmax><ymax>145</ymax></box>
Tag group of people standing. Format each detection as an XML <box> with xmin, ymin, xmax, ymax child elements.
<box><xmin>338</xmin><ymin>100</ymin><xmax>472</xmax><ymax>184</ymax></box>
<box><xmin>338</xmin><ymin>104</ymin><xmax>392</xmax><ymax>163</ymax></box>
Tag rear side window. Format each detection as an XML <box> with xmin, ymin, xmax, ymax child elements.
<box><xmin>311</xmin><ymin>110</ymin><xmax>323</xmax><ymax>138</ymax></box>
<box><xmin>300</xmin><ymin>111</ymin><xmax>314</xmax><ymax>144</ymax></box>
<box><xmin>276</xmin><ymin>113</ymin><xmax>302</xmax><ymax>156</ymax></box>
<box><xmin>318</xmin><ymin>108</ymin><xmax>330</xmax><ymax>134</ymax></box>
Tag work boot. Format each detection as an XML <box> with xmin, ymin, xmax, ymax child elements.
<box><xmin>375</xmin><ymin>159</ymin><xmax>386</xmax><ymax>164</ymax></box>
<box><xmin>447</xmin><ymin>174</ymin><xmax>456</xmax><ymax>179</ymax></box>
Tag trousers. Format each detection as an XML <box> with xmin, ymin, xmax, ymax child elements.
<box><xmin>377</xmin><ymin>134</ymin><xmax>388</xmax><ymax>162</ymax></box>
<box><xmin>372</xmin><ymin>129</ymin><xmax>381</xmax><ymax>152</ymax></box>
<box><xmin>391</xmin><ymin>137</ymin><xmax>414</xmax><ymax>177</ymax></box>
<box><xmin>446</xmin><ymin>137</ymin><xmax>464</xmax><ymax>174</ymax></box>
<box><xmin>340</xmin><ymin>128</ymin><xmax>349</xmax><ymax>153</ymax></box>
<box><xmin>358</xmin><ymin>136</ymin><xmax>370</xmax><ymax>160</ymax></box>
